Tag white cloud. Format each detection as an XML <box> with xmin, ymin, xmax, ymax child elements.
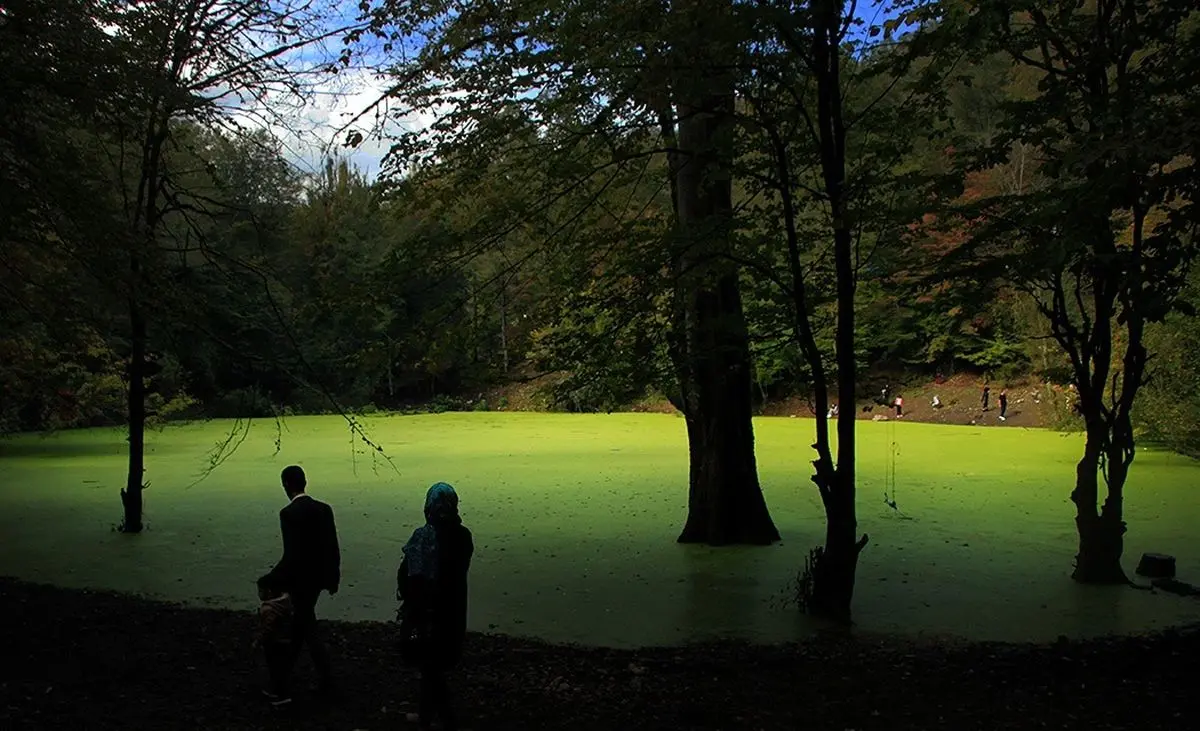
<box><xmin>220</xmin><ymin>67</ymin><xmax>392</xmax><ymax>180</ymax></box>
<box><xmin>226</xmin><ymin>65</ymin><xmax>455</xmax><ymax>182</ymax></box>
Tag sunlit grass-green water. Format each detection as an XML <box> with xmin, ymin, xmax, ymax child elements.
<box><xmin>1</xmin><ymin>413</ymin><xmax>1197</xmax><ymax>647</ymax></box>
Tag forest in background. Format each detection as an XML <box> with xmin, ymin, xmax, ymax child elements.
<box><xmin>3</xmin><ymin>1</ymin><xmax>1196</xmax><ymax>455</ymax></box>
<box><xmin>4</xmin><ymin>1</ymin><xmax>1195</xmax><ymax>456</ymax></box>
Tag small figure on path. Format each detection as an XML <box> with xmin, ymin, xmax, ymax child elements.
<box><xmin>894</xmin><ymin>395</ymin><xmax>904</xmax><ymax>418</ymax></box>
<box><xmin>398</xmin><ymin>482</ymin><xmax>475</xmax><ymax>731</ymax></box>
<box><xmin>999</xmin><ymin>389</ymin><xmax>1008</xmax><ymax>421</ymax></box>
<box><xmin>827</xmin><ymin>403</ymin><xmax>839</xmax><ymax>419</ymax></box>
<box><xmin>259</xmin><ymin>465</ymin><xmax>341</xmax><ymax>706</ymax></box>
<box><xmin>931</xmin><ymin>394</ymin><xmax>942</xmax><ymax>409</ymax></box>
<box><xmin>881</xmin><ymin>384</ymin><xmax>891</xmax><ymax>406</ymax></box>
<box><xmin>981</xmin><ymin>385</ymin><xmax>990</xmax><ymax>411</ymax></box>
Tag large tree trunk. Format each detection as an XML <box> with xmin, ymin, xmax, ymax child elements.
<box><xmin>121</xmin><ymin>275</ymin><xmax>147</xmax><ymax>534</ymax></box>
<box><xmin>670</xmin><ymin>2</ymin><xmax>778</xmax><ymax>546</ymax></box>
<box><xmin>677</xmin><ymin>272</ymin><xmax>779</xmax><ymax>545</ymax></box>
<box><xmin>1067</xmin><ymin>243</ymin><xmax>1130</xmax><ymax>583</ymax></box>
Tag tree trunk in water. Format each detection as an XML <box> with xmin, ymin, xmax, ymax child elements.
<box><xmin>1071</xmin><ymin>428</ymin><xmax>1128</xmax><ymax>583</ymax></box>
<box><xmin>809</xmin><ymin>474</ymin><xmax>867</xmax><ymax>622</ymax></box>
<box><xmin>676</xmin><ymin>272</ymin><xmax>779</xmax><ymax>545</ymax></box>
<box><xmin>796</xmin><ymin>1</ymin><xmax>868</xmax><ymax>617</ymax></box>
<box><xmin>121</xmin><ymin>284</ymin><xmax>147</xmax><ymax>534</ymax></box>
<box><xmin>807</xmin><ymin>229</ymin><xmax>867</xmax><ymax>618</ymax></box>
<box><xmin>671</xmin><ymin>21</ymin><xmax>778</xmax><ymax>546</ymax></box>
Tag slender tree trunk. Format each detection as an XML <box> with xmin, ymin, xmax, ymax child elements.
<box><xmin>1071</xmin><ymin>424</ymin><xmax>1127</xmax><ymax>583</ymax></box>
<box><xmin>471</xmin><ymin>293</ymin><xmax>480</xmax><ymax>364</ymax></box>
<box><xmin>812</xmin><ymin>474</ymin><xmax>865</xmax><ymax>621</ymax></box>
<box><xmin>802</xmin><ymin>217</ymin><xmax>867</xmax><ymax>619</ymax></box>
<box><xmin>800</xmin><ymin>0</ymin><xmax>867</xmax><ymax>618</ymax></box>
<box><xmin>117</xmin><ymin>0</ymin><xmax>204</xmax><ymax>532</ymax></box>
<box><xmin>809</xmin><ymin>221</ymin><xmax>867</xmax><ymax>617</ymax></box>
<box><xmin>387</xmin><ymin>336</ymin><xmax>395</xmax><ymax>398</ymax></box>
<box><xmin>500</xmin><ymin>290</ymin><xmax>509</xmax><ymax>374</ymax></box>
<box><xmin>121</xmin><ymin>257</ymin><xmax>147</xmax><ymax>534</ymax></box>
<box><xmin>122</xmin><ymin>115</ymin><xmax>165</xmax><ymax>535</ymax></box>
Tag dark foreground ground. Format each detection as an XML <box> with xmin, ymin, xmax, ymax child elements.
<box><xmin>1</xmin><ymin>579</ymin><xmax>1196</xmax><ymax>730</ymax></box>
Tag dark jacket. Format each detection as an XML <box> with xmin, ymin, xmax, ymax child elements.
<box><xmin>262</xmin><ymin>494</ymin><xmax>340</xmax><ymax>596</ymax></box>
<box><xmin>398</xmin><ymin>522</ymin><xmax>474</xmax><ymax>668</ymax></box>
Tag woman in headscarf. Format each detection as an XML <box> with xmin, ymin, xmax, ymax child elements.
<box><xmin>397</xmin><ymin>482</ymin><xmax>474</xmax><ymax>730</ymax></box>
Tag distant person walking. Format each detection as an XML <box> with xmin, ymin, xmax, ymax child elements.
<box><xmin>259</xmin><ymin>465</ymin><xmax>341</xmax><ymax>706</ymax></box>
<box><xmin>981</xmin><ymin>385</ymin><xmax>990</xmax><ymax>411</ymax></box>
<box><xmin>894</xmin><ymin>395</ymin><xmax>904</xmax><ymax>418</ymax></box>
<box><xmin>999</xmin><ymin>389</ymin><xmax>1008</xmax><ymax>421</ymax></box>
<box><xmin>931</xmin><ymin>394</ymin><xmax>942</xmax><ymax>409</ymax></box>
<box><xmin>398</xmin><ymin>483</ymin><xmax>475</xmax><ymax>731</ymax></box>
<box><xmin>881</xmin><ymin>384</ymin><xmax>891</xmax><ymax>406</ymax></box>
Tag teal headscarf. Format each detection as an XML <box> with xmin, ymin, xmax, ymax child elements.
<box><xmin>402</xmin><ymin>482</ymin><xmax>460</xmax><ymax>579</ymax></box>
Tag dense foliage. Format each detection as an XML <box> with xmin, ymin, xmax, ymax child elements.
<box><xmin>0</xmin><ymin>6</ymin><xmax>1085</xmax><ymax>430</ymax></box>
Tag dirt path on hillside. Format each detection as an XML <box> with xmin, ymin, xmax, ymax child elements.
<box><xmin>765</xmin><ymin>376</ymin><xmax>1064</xmax><ymax>428</ymax></box>
<box><xmin>482</xmin><ymin>373</ymin><xmax>1075</xmax><ymax>429</ymax></box>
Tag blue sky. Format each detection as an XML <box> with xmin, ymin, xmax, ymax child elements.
<box><xmin>221</xmin><ymin>0</ymin><xmax>405</xmax><ymax>179</ymax></box>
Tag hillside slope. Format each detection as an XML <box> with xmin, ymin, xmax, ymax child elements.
<box><xmin>487</xmin><ymin>375</ymin><xmax>1073</xmax><ymax>429</ymax></box>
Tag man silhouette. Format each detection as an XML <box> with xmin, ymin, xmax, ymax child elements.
<box><xmin>259</xmin><ymin>465</ymin><xmax>340</xmax><ymax>705</ymax></box>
